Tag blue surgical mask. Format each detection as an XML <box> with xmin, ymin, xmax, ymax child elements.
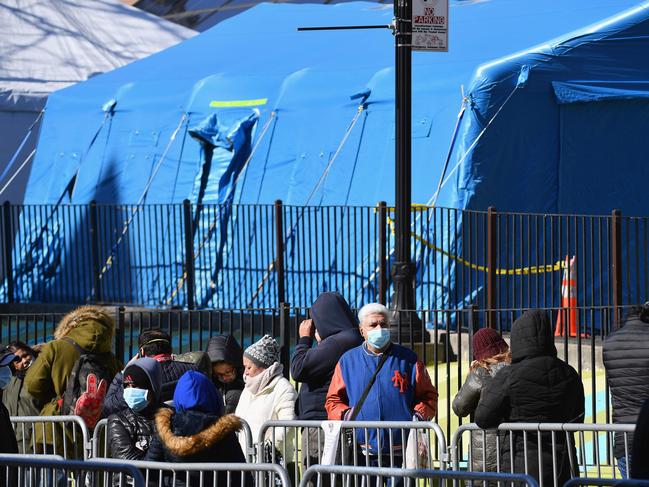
<box><xmin>123</xmin><ymin>387</ymin><xmax>150</xmax><ymax>412</ymax></box>
<box><xmin>367</xmin><ymin>328</ymin><xmax>391</xmax><ymax>350</ymax></box>
<box><xmin>0</xmin><ymin>366</ymin><xmax>12</xmax><ymax>390</ymax></box>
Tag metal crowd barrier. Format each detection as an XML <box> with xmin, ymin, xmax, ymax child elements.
<box><xmin>450</xmin><ymin>422</ymin><xmax>636</xmax><ymax>487</ymax></box>
<box><xmin>563</xmin><ymin>480</ymin><xmax>649</xmax><ymax>487</ymax></box>
<box><xmin>260</xmin><ymin>419</ymin><xmax>448</xmax><ymax>483</ymax></box>
<box><xmin>0</xmin><ymin>454</ymin><xmax>145</xmax><ymax>487</ymax></box>
<box><xmin>119</xmin><ymin>460</ymin><xmax>290</xmax><ymax>487</ymax></box>
<box><xmin>299</xmin><ymin>465</ymin><xmax>540</xmax><ymax>487</ymax></box>
<box><xmin>92</xmin><ymin>416</ymin><xmax>256</xmax><ymax>461</ymax></box>
<box><xmin>10</xmin><ymin>415</ymin><xmax>92</xmax><ymax>459</ymax></box>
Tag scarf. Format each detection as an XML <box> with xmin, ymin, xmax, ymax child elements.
<box><xmin>244</xmin><ymin>361</ymin><xmax>283</xmax><ymax>395</ymax></box>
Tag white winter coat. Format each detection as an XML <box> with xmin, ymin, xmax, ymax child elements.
<box><xmin>235</xmin><ymin>364</ymin><xmax>297</xmax><ymax>461</ymax></box>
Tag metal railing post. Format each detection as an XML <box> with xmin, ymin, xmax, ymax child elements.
<box><xmin>486</xmin><ymin>206</ymin><xmax>498</xmax><ymax>328</ymax></box>
<box><xmin>2</xmin><ymin>201</ymin><xmax>14</xmax><ymax>303</ymax></box>
<box><xmin>611</xmin><ymin>209</ymin><xmax>622</xmax><ymax>328</ymax></box>
<box><xmin>89</xmin><ymin>200</ymin><xmax>102</xmax><ymax>303</ymax></box>
<box><xmin>182</xmin><ymin>199</ymin><xmax>196</xmax><ymax>310</ymax></box>
<box><xmin>378</xmin><ymin>201</ymin><xmax>388</xmax><ymax>305</ymax></box>
<box><xmin>279</xmin><ymin>302</ymin><xmax>291</xmax><ymax>379</ymax></box>
<box><xmin>274</xmin><ymin>200</ymin><xmax>286</xmax><ymax>306</ymax></box>
<box><xmin>115</xmin><ymin>306</ymin><xmax>125</xmax><ymax>364</ymax></box>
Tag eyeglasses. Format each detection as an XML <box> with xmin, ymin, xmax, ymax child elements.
<box><xmin>214</xmin><ymin>368</ymin><xmax>237</xmax><ymax>380</ymax></box>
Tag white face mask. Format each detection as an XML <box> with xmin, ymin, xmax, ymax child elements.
<box><xmin>0</xmin><ymin>366</ymin><xmax>12</xmax><ymax>390</ymax></box>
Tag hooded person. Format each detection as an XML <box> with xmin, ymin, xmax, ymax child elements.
<box><xmin>235</xmin><ymin>335</ymin><xmax>297</xmax><ymax>463</ymax></box>
<box><xmin>475</xmin><ymin>310</ymin><xmax>585</xmax><ymax>487</ymax></box>
<box><xmin>2</xmin><ymin>341</ymin><xmax>40</xmax><ymax>454</ymax></box>
<box><xmin>205</xmin><ymin>335</ymin><xmax>245</xmax><ymax>413</ymax></box>
<box><xmin>102</xmin><ymin>328</ymin><xmax>196</xmax><ymax>417</ymax></box>
<box><xmin>452</xmin><ymin>328</ymin><xmax>511</xmax><ymax>475</ymax></box>
<box><xmin>0</xmin><ymin>345</ymin><xmax>19</xmax><ymax>486</ymax></box>
<box><xmin>25</xmin><ymin>305</ymin><xmax>122</xmax><ymax>457</ymax></box>
<box><xmin>290</xmin><ymin>292</ymin><xmax>363</xmax><ymax>468</ymax></box>
<box><xmin>150</xmin><ymin>370</ymin><xmax>249</xmax><ymax>487</ymax></box>
<box><xmin>107</xmin><ymin>357</ymin><xmax>163</xmax><ymax>460</ymax></box>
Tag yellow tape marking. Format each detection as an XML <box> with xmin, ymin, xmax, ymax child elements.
<box><xmin>210</xmin><ymin>98</ymin><xmax>268</xmax><ymax>108</ymax></box>
<box><xmin>385</xmin><ymin>214</ymin><xmax>565</xmax><ymax>276</ymax></box>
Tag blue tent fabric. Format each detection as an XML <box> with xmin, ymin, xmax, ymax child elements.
<box><xmin>13</xmin><ymin>0</ymin><xmax>649</xmax><ymax>309</ymax></box>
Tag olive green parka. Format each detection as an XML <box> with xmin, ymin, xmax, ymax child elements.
<box><xmin>25</xmin><ymin>306</ymin><xmax>122</xmax><ymax>456</ymax></box>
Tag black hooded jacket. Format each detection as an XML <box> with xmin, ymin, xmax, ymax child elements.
<box><xmin>475</xmin><ymin>310</ymin><xmax>584</xmax><ymax>486</ymax></box>
<box><xmin>603</xmin><ymin>315</ymin><xmax>649</xmax><ymax>459</ymax></box>
<box><xmin>205</xmin><ymin>335</ymin><xmax>245</xmax><ymax>414</ymax></box>
<box><xmin>290</xmin><ymin>292</ymin><xmax>363</xmax><ymax>420</ymax></box>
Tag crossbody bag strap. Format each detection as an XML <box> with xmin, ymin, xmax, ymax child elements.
<box><xmin>349</xmin><ymin>349</ymin><xmax>390</xmax><ymax>421</ymax></box>
<box><xmin>61</xmin><ymin>336</ymin><xmax>85</xmax><ymax>354</ymax></box>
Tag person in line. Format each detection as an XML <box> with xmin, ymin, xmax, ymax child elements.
<box><xmin>453</xmin><ymin>328</ymin><xmax>511</xmax><ymax>474</ymax></box>
<box><xmin>631</xmin><ymin>398</ymin><xmax>649</xmax><ymax>479</ymax></box>
<box><xmin>103</xmin><ymin>328</ymin><xmax>195</xmax><ymax>417</ymax></box>
<box><xmin>25</xmin><ymin>306</ymin><xmax>122</xmax><ymax>459</ymax></box>
<box><xmin>107</xmin><ymin>357</ymin><xmax>163</xmax><ymax>460</ymax></box>
<box><xmin>0</xmin><ymin>345</ymin><xmax>19</xmax><ymax>486</ymax></box>
<box><xmin>603</xmin><ymin>303</ymin><xmax>649</xmax><ymax>478</ymax></box>
<box><xmin>325</xmin><ymin>303</ymin><xmax>438</xmax><ymax>470</ymax></box>
<box><xmin>235</xmin><ymin>335</ymin><xmax>297</xmax><ymax>464</ymax></box>
<box><xmin>475</xmin><ymin>309</ymin><xmax>584</xmax><ymax>487</ymax></box>
<box><xmin>150</xmin><ymin>370</ymin><xmax>249</xmax><ymax>487</ymax></box>
<box><xmin>205</xmin><ymin>335</ymin><xmax>245</xmax><ymax>414</ymax></box>
<box><xmin>2</xmin><ymin>341</ymin><xmax>41</xmax><ymax>453</ymax></box>
<box><xmin>291</xmin><ymin>292</ymin><xmax>363</xmax><ymax>470</ymax></box>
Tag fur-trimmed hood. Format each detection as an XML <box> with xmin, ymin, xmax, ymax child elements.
<box><xmin>53</xmin><ymin>306</ymin><xmax>115</xmax><ymax>353</ymax></box>
<box><xmin>54</xmin><ymin>306</ymin><xmax>115</xmax><ymax>340</ymax></box>
<box><xmin>155</xmin><ymin>408</ymin><xmax>242</xmax><ymax>457</ymax></box>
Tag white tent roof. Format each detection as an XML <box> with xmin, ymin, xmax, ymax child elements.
<box><xmin>0</xmin><ymin>0</ymin><xmax>195</xmax><ymax>203</ymax></box>
<box><xmin>0</xmin><ymin>0</ymin><xmax>195</xmax><ymax>104</ymax></box>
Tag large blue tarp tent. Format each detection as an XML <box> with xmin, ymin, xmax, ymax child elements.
<box><xmin>12</xmin><ymin>0</ymin><xmax>648</xmax><ymax>309</ymax></box>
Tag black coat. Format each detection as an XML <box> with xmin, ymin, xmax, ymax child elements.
<box><xmin>205</xmin><ymin>335</ymin><xmax>245</xmax><ymax>414</ymax></box>
<box><xmin>107</xmin><ymin>407</ymin><xmax>158</xmax><ymax>460</ymax></box>
<box><xmin>290</xmin><ymin>292</ymin><xmax>363</xmax><ymax>420</ymax></box>
<box><xmin>150</xmin><ymin>408</ymin><xmax>250</xmax><ymax>487</ymax></box>
<box><xmin>603</xmin><ymin>316</ymin><xmax>649</xmax><ymax>459</ymax></box>
<box><xmin>102</xmin><ymin>358</ymin><xmax>196</xmax><ymax>417</ymax></box>
<box><xmin>632</xmin><ymin>398</ymin><xmax>649</xmax><ymax>479</ymax></box>
<box><xmin>0</xmin><ymin>402</ymin><xmax>18</xmax><ymax>486</ymax></box>
<box><xmin>475</xmin><ymin>310</ymin><xmax>584</xmax><ymax>487</ymax></box>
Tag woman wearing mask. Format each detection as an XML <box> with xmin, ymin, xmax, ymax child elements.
<box><xmin>205</xmin><ymin>335</ymin><xmax>245</xmax><ymax>413</ymax></box>
<box><xmin>235</xmin><ymin>335</ymin><xmax>297</xmax><ymax>463</ymax></box>
<box><xmin>452</xmin><ymin>328</ymin><xmax>511</xmax><ymax>474</ymax></box>
<box><xmin>107</xmin><ymin>357</ymin><xmax>163</xmax><ymax>460</ymax></box>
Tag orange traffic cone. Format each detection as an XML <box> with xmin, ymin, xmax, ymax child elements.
<box><xmin>555</xmin><ymin>255</ymin><xmax>578</xmax><ymax>337</ymax></box>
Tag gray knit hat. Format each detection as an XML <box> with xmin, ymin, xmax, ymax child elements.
<box><xmin>244</xmin><ymin>335</ymin><xmax>280</xmax><ymax>368</ymax></box>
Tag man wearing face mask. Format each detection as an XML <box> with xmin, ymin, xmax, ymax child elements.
<box><xmin>107</xmin><ymin>357</ymin><xmax>163</xmax><ymax>461</ymax></box>
<box><xmin>0</xmin><ymin>345</ymin><xmax>19</xmax><ymax>485</ymax></box>
<box><xmin>325</xmin><ymin>303</ymin><xmax>438</xmax><ymax>466</ymax></box>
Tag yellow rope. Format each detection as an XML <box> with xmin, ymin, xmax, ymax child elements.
<box><xmin>385</xmin><ymin>215</ymin><xmax>565</xmax><ymax>276</ymax></box>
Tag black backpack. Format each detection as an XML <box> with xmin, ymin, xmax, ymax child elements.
<box><xmin>60</xmin><ymin>337</ymin><xmax>114</xmax><ymax>429</ymax></box>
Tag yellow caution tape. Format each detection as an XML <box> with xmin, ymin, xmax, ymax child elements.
<box><xmin>386</xmin><ymin>216</ymin><xmax>565</xmax><ymax>275</ymax></box>
<box><xmin>210</xmin><ymin>98</ymin><xmax>268</xmax><ymax>108</ymax></box>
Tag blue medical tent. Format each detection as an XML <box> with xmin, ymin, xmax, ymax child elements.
<box><xmin>13</xmin><ymin>0</ymin><xmax>648</xmax><ymax>309</ymax></box>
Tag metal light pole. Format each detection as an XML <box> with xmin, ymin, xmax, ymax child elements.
<box><xmin>390</xmin><ymin>0</ymin><xmax>421</xmax><ymax>331</ymax></box>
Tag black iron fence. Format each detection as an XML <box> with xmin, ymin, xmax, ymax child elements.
<box><xmin>1</xmin><ymin>201</ymin><xmax>646</xmax><ymax>321</ymax></box>
<box><xmin>0</xmin><ymin>304</ymin><xmax>633</xmax><ymax>442</ymax></box>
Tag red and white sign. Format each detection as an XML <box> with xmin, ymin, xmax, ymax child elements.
<box><xmin>412</xmin><ymin>0</ymin><xmax>448</xmax><ymax>52</ymax></box>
